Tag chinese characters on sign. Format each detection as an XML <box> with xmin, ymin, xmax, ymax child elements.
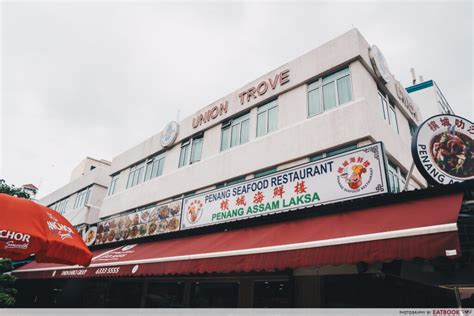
<box><xmin>412</xmin><ymin>114</ymin><xmax>473</xmax><ymax>185</ymax></box>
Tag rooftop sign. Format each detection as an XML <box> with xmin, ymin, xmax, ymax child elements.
<box><xmin>412</xmin><ymin>114</ymin><xmax>473</xmax><ymax>185</ymax></box>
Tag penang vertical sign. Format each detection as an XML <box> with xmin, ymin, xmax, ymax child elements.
<box><xmin>412</xmin><ymin>114</ymin><xmax>473</xmax><ymax>185</ymax></box>
<box><xmin>181</xmin><ymin>143</ymin><xmax>388</xmax><ymax>230</ymax></box>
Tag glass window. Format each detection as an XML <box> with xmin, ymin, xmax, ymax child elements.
<box><xmin>190</xmin><ymin>282</ymin><xmax>239</xmax><ymax>308</ymax></box>
<box><xmin>108</xmin><ymin>174</ymin><xmax>119</xmax><ymax>196</ymax></box>
<box><xmin>145</xmin><ymin>282</ymin><xmax>184</xmax><ymax>308</ymax></box>
<box><xmin>107</xmin><ymin>281</ymin><xmax>143</xmax><ymax>308</ymax></box>
<box><xmin>308</xmin><ymin>87</ymin><xmax>322</xmax><ymax>117</ymax></box>
<box><xmin>388</xmin><ymin>162</ymin><xmax>400</xmax><ymax>193</ymax></box>
<box><xmin>216</xmin><ymin>176</ymin><xmax>246</xmax><ymax>189</ymax></box>
<box><xmin>409</xmin><ymin>123</ymin><xmax>417</xmax><ymax>138</ymax></box>
<box><xmin>256</xmin><ymin>100</ymin><xmax>278</xmax><ymax>137</ymax></box>
<box><xmin>253</xmin><ymin>281</ymin><xmax>290</xmax><ymax>308</ymax></box>
<box><xmin>308</xmin><ymin>67</ymin><xmax>352</xmax><ymax>117</ymax></box>
<box><xmin>73</xmin><ymin>187</ymin><xmax>90</xmax><ymax>209</ymax></box>
<box><xmin>145</xmin><ymin>153</ymin><xmax>165</xmax><ymax>181</ymax></box>
<box><xmin>309</xmin><ymin>144</ymin><xmax>357</xmax><ymax>162</ymax></box>
<box><xmin>179</xmin><ymin>135</ymin><xmax>203</xmax><ymax>168</ymax></box>
<box><xmin>388</xmin><ymin>104</ymin><xmax>399</xmax><ymax>134</ymax></box>
<box><xmin>126</xmin><ymin>161</ymin><xmax>146</xmax><ymax>188</ymax></box>
<box><xmin>255</xmin><ymin>168</ymin><xmax>277</xmax><ymax>178</ymax></box>
<box><xmin>323</xmin><ymin>81</ymin><xmax>337</xmax><ymax>110</ymax></box>
<box><xmin>337</xmin><ymin>75</ymin><xmax>352</xmax><ymax>104</ymax></box>
<box><xmin>379</xmin><ymin>91</ymin><xmax>399</xmax><ymax>134</ymax></box>
<box><xmin>221</xmin><ymin>113</ymin><xmax>250</xmax><ymax>151</ymax></box>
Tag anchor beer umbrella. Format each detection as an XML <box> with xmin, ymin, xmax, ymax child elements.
<box><xmin>0</xmin><ymin>194</ymin><xmax>93</xmax><ymax>266</ymax></box>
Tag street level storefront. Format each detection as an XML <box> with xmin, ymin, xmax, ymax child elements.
<box><xmin>12</xmin><ymin>181</ymin><xmax>474</xmax><ymax>308</ymax></box>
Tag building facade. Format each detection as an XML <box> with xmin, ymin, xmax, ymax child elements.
<box><xmin>406</xmin><ymin>79</ymin><xmax>455</xmax><ymax>121</ymax></box>
<box><xmin>99</xmin><ymin>28</ymin><xmax>424</xmax><ymax>222</ymax></box>
<box><xmin>38</xmin><ymin>157</ymin><xmax>111</xmax><ymax>229</ymax></box>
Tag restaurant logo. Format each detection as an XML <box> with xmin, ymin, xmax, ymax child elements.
<box><xmin>369</xmin><ymin>45</ymin><xmax>391</xmax><ymax>84</ymax></box>
<box><xmin>412</xmin><ymin>114</ymin><xmax>473</xmax><ymax>185</ymax></box>
<box><xmin>160</xmin><ymin>121</ymin><xmax>179</xmax><ymax>147</ymax></box>
<box><xmin>0</xmin><ymin>230</ymin><xmax>31</xmax><ymax>250</ymax></box>
<box><xmin>122</xmin><ymin>244</ymin><xmax>137</xmax><ymax>251</ymax></box>
<box><xmin>47</xmin><ymin>212</ymin><xmax>74</xmax><ymax>240</ymax></box>
<box><xmin>186</xmin><ymin>200</ymin><xmax>203</xmax><ymax>224</ymax></box>
<box><xmin>336</xmin><ymin>156</ymin><xmax>373</xmax><ymax>193</ymax></box>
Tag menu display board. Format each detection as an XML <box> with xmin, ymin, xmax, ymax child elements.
<box><xmin>181</xmin><ymin>143</ymin><xmax>388</xmax><ymax>230</ymax></box>
<box><xmin>95</xmin><ymin>200</ymin><xmax>182</xmax><ymax>245</ymax></box>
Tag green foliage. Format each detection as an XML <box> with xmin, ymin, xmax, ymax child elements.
<box><xmin>0</xmin><ymin>179</ymin><xmax>30</xmax><ymax>199</ymax></box>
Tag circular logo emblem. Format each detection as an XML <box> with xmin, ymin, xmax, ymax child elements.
<box><xmin>336</xmin><ymin>156</ymin><xmax>374</xmax><ymax>193</ymax></box>
<box><xmin>160</xmin><ymin>121</ymin><xmax>179</xmax><ymax>147</ymax></box>
<box><xmin>412</xmin><ymin>114</ymin><xmax>473</xmax><ymax>185</ymax></box>
<box><xmin>369</xmin><ymin>45</ymin><xmax>391</xmax><ymax>83</ymax></box>
<box><xmin>186</xmin><ymin>199</ymin><xmax>203</xmax><ymax>224</ymax></box>
<box><xmin>131</xmin><ymin>265</ymin><xmax>139</xmax><ymax>274</ymax></box>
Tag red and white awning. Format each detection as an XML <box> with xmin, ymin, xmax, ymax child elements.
<box><xmin>13</xmin><ymin>193</ymin><xmax>464</xmax><ymax>279</ymax></box>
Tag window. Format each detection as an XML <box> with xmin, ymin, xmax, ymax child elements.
<box><xmin>221</xmin><ymin>113</ymin><xmax>250</xmax><ymax>151</ymax></box>
<box><xmin>379</xmin><ymin>91</ymin><xmax>399</xmax><ymax>134</ymax></box>
<box><xmin>387</xmin><ymin>161</ymin><xmax>402</xmax><ymax>193</ymax></box>
<box><xmin>126</xmin><ymin>161</ymin><xmax>146</xmax><ymax>188</ymax></box>
<box><xmin>308</xmin><ymin>67</ymin><xmax>353</xmax><ymax>117</ymax></box>
<box><xmin>409</xmin><ymin>122</ymin><xmax>417</xmax><ymax>138</ymax></box>
<box><xmin>257</xmin><ymin>100</ymin><xmax>278</xmax><ymax>137</ymax></box>
<box><xmin>309</xmin><ymin>144</ymin><xmax>358</xmax><ymax>162</ymax></box>
<box><xmin>73</xmin><ymin>187</ymin><xmax>91</xmax><ymax>209</ymax></box>
<box><xmin>108</xmin><ymin>174</ymin><xmax>119</xmax><ymax>196</ymax></box>
<box><xmin>50</xmin><ymin>198</ymin><xmax>69</xmax><ymax>214</ymax></box>
<box><xmin>145</xmin><ymin>282</ymin><xmax>184</xmax><ymax>307</ymax></box>
<box><xmin>216</xmin><ymin>176</ymin><xmax>246</xmax><ymax>189</ymax></box>
<box><xmin>144</xmin><ymin>153</ymin><xmax>165</xmax><ymax>181</ymax></box>
<box><xmin>253</xmin><ymin>281</ymin><xmax>290</xmax><ymax>308</ymax></box>
<box><xmin>190</xmin><ymin>282</ymin><xmax>239</xmax><ymax>308</ymax></box>
<box><xmin>255</xmin><ymin>167</ymin><xmax>277</xmax><ymax>178</ymax></box>
<box><xmin>179</xmin><ymin>134</ymin><xmax>203</xmax><ymax>167</ymax></box>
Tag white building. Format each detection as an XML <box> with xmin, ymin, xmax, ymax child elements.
<box><xmin>406</xmin><ymin>79</ymin><xmax>455</xmax><ymax>121</ymax></box>
<box><xmin>21</xmin><ymin>183</ymin><xmax>38</xmax><ymax>200</ymax></box>
<box><xmin>99</xmin><ymin>28</ymin><xmax>426</xmax><ymax>221</ymax></box>
<box><xmin>38</xmin><ymin>157</ymin><xmax>111</xmax><ymax>227</ymax></box>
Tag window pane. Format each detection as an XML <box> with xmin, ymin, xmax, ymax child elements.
<box><xmin>221</xmin><ymin>127</ymin><xmax>230</xmax><ymax>151</ymax></box>
<box><xmin>240</xmin><ymin>119</ymin><xmax>249</xmax><ymax>144</ymax></box>
<box><xmin>190</xmin><ymin>138</ymin><xmax>203</xmax><ymax>163</ymax></box>
<box><xmin>157</xmin><ymin>158</ymin><xmax>164</xmax><ymax>176</ymax></box>
<box><xmin>179</xmin><ymin>143</ymin><xmax>190</xmax><ymax>167</ymax></box>
<box><xmin>144</xmin><ymin>161</ymin><xmax>153</xmax><ymax>181</ymax></box>
<box><xmin>268</xmin><ymin>106</ymin><xmax>278</xmax><ymax>133</ymax></box>
<box><xmin>389</xmin><ymin>106</ymin><xmax>399</xmax><ymax>133</ymax></box>
<box><xmin>308</xmin><ymin>88</ymin><xmax>321</xmax><ymax>117</ymax></box>
<box><xmin>337</xmin><ymin>76</ymin><xmax>352</xmax><ymax>104</ymax></box>
<box><xmin>327</xmin><ymin>144</ymin><xmax>357</xmax><ymax>157</ymax></box>
<box><xmin>230</xmin><ymin>124</ymin><xmax>240</xmax><ymax>147</ymax></box>
<box><xmin>309</xmin><ymin>153</ymin><xmax>324</xmax><ymax>162</ymax></box>
<box><xmin>190</xmin><ymin>282</ymin><xmax>239</xmax><ymax>308</ymax></box>
<box><xmin>127</xmin><ymin>170</ymin><xmax>134</xmax><ymax>188</ymax></box>
<box><xmin>253</xmin><ymin>281</ymin><xmax>290</xmax><ymax>308</ymax></box>
<box><xmin>323</xmin><ymin>67</ymin><xmax>350</xmax><ymax>83</ymax></box>
<box><xmin>323</xmin><ymin>82</ymin><xmax>336</xmax><ymax>110</ymax></box>
<box><xmin>145</xmin><ymin>282</ymin><xmax>184</xmax><ymax>308</ymax></box>
<box><xmin>379</xmin><ymin>94</ymin><xmax>387</xmax><ymax>120</ymax></box>
<box><xmin>257</xmin><ymin>112</ymin><xmax>267</xmax><ymax>137</ymax></box>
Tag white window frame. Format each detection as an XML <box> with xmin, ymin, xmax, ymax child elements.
<box><xmin>108</xmin><ymin>174</ymin><xmax>119</xmax><ymax>196</ymax></box>
<box><xmin>220</xmin><ymin>113</ymin><xmax>250</xmax><ymax>151</ymax></box>
<box><xmin>256</xmin><ymin>100</ymin><xmax>278</xmax><ymax>137</ymax></box>
<box><xmin>144</xmin><ymin>153</ymin><xmax>165</xmax><ymax>181</ymax></box>
<box><xmin>179</xmin><ymin>134</ymin><xmax>203</xmax><ymax>167</ymax></box>
<box><xmin>126</xmin><ymin>161</ymin><xmax>146</xmax><ymax>189</ymax></box>
<box><xmin>73</xmin><ymin>187</ymin><xmax>91</xmax><ymax>209</ymax></box>
<box><xmin>307</xmin><ymin>67</ymin><xmax>353</xmax><ymax>117</ymax></box>
<box><xmin>378</xmin><ymin>91</ymin><xmax>399</xmax><ymax>134</ymax></box>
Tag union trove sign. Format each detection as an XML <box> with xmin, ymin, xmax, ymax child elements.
<box><xmin>181</xmin><ymin>143</ymin><xmax>388</xmax><ymax>229</ymax></box>
<box><xmin>412</xmin><ymin>114</ymin><xmax>473</xmax><ymax>185</ymax></box>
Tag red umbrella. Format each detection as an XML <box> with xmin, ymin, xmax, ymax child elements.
<box><xmin>0</xmin><ymin>194</ymin><xmax>92</xmax><ymax>266</ymax></box>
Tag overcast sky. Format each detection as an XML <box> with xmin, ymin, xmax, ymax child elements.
<box><xmin>1</xmin><ymin>1</ymin><xmax>473</xmax><ymax>199</ymax></box>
